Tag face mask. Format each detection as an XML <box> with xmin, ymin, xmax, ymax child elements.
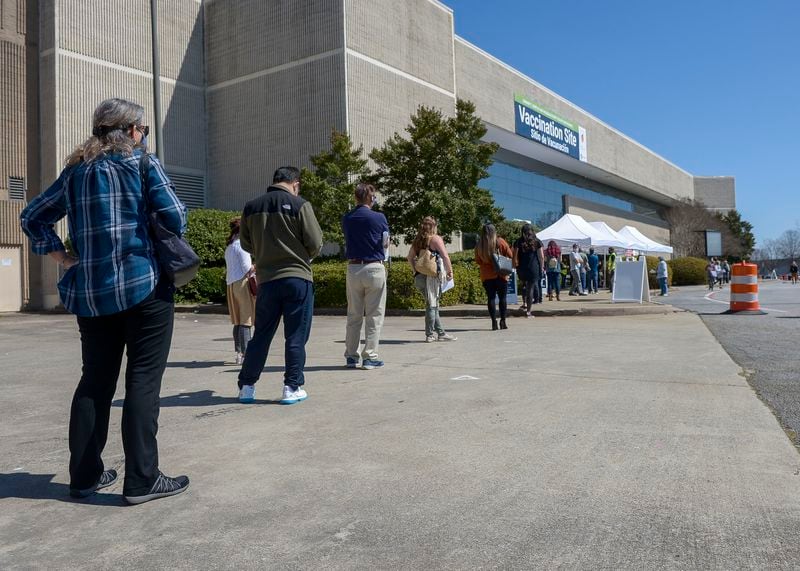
<box><xmin>139</xmin><ymin>134</ymin><xmax>148</xmax><ymax>149</ymax></box>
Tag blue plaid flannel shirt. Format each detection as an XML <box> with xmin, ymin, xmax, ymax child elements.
<box><xmin>20</xmin><ymin>150</ymin><xmax>187</xmax><ymax>317</ymax></box>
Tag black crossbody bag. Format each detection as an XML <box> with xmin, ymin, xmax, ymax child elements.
<box><xmin>139</xmin><ymin>153</ymin><xmax>200</xmax><ymax>287</ymax></box>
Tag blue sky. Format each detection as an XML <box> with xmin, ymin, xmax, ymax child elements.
<box><xmin>439</xmin><ymin>0</ymin><xmax>799</xmax><ymax>245</ymax></box>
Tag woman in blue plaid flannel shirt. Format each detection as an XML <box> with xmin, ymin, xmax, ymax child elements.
<box><xmin>20</xmin><ymin>98</ymin><xmax>190</xmax><ymax>505</ymax></box>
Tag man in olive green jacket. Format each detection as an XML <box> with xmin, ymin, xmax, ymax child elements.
<box><xmin>237</xmin><ymin>166</ymin><xmax>323</xmax><ymax>405</ymax></box>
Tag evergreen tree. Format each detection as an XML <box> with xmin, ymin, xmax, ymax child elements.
<box><xmin>370</xmin><ymin>99</ymin><xmax>502</xmax><ymax>245</ymax></box>
<box><xmin>300</xmin><ymin>130</ymin><xmax>372</xmax><ymax>250</ymax></box>
<box><xmin>718</xmin><ymin>210</ymin><xmax>755</xmax><ymax>259</ymax></box>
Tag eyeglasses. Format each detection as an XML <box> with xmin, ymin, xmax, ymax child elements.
<box><xmin>136</xmin><ymin>125</ymin><xmax>150</xmax><ymax>137</ymax></box>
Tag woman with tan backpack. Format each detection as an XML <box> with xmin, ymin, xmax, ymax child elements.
<box><xmin>407</xmin><ymin>216</ymin><xmax>457</xmax><ymax>343</ymax></box>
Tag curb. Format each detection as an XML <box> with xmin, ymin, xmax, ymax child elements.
<box><xmin>175</xmin><ymin>304</ymin><xmax>676</xmax><ymax>318</ymax></box>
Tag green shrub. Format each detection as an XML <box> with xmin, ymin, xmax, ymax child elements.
<box><xmin>184</xmin><ymin>209</ymin><xmax>241</xmax><ymax>268</ymax></box>
<box><xmin>175</xmin><ymin>266</ymin><xmax>227</xmax><ymax>304</ymax></box>
<box><xmin>668</xmin><ymin>257</ymin><xmax>708</xmax><ymax>286</ymax></box>
<box><xmin>312</xmin><ymin>257</ymin><xmax>487</xmax><ymax>309</ymax></box>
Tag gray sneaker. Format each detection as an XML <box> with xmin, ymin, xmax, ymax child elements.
<box><xmin>438</xmin><ymin>333</ymin><xmax>457</xmax><ymax>341</ymax></box>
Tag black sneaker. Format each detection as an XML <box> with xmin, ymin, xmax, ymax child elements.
<box><xmin>124</xmin><ymin>472</ymin><xmax>190</xmax><ymax>505</ymax></box>
<box><xmin>69</xmin><ymin>469</ymin><xmax>118</xmax><ymax>498</ymax></box>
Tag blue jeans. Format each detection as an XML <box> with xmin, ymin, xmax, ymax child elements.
<box><xmin>580</xmin><ymin>270</ymin><xmax>587</xmax><ymax>291</ymax></box>
<box><xmin>588</xmin><ymin>270</ymin><xmax>598</xmax><ymax>293</ymax></box>
<box><xmin>238</xmin><ymin>277</ymin><xmax>314</xmax><ymax>390</ymax></box>
<box><xmin>546</xmin><ymin>270</ymin><xmax>561</xmax><ymax>296</ymax></box>
<box><xmin>658</xmin><ymin>277</ymin><xmax>668</xmax><ymax>295</ymax></box>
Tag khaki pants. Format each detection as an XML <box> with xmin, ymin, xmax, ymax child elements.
<box><xmin>345</xmin><ymin>263</ymin><xmax>387</xmax><ymax>361</ymax></box>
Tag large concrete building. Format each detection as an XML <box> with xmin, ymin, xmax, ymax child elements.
<box><xmin>1</xmin><ymin>0</ymin><xmax>735</xmax><ymax>311</ymax></box>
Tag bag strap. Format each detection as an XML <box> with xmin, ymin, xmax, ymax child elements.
<box><xmin>138</xmin><ymin>152</ymin><xmax>152</xmax><ymax>208</ymax></box>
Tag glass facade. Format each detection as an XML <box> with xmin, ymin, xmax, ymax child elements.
<box><xmin>482</xmin><ymin>160</ymin><xmax>657</xmax><ymax>229</ymax></box>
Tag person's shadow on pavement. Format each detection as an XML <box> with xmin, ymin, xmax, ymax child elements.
<box><xmin>112</xmin><ymin>390</ymin><xmax>283</xmax><ymax>407</ymax></box>
<box><xmin>0</xmin><ymin>472</ymin><xmax>124</xmax><ymax>506</ymax></box>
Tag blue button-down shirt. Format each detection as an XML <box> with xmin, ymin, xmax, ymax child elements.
<box><xmin>20</xmin><ymin>150</ymin><xmax>187</xmax><ymax>317</ymax></box>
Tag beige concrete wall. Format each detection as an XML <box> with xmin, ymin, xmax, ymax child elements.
<box><xmin>454</xmin><ymin>38</ymin><xmax>695</xmax><ymax>204</ymax></box>
<box><xmin>205</xmin><ymin>0</ymin><xmax>347</xmax><ymax>211</ymax></box>
<box><xmin>52</xmin><ymin>0</ymin><xmax>205</xmax><ymax>175</ymax></box>
<box><xmin>694</xmin><ymin>176</ymin><xmax>735</xmax><ymax>213</ymax></box>
<box><xmin>0</xmin><ymin>0</ymin><xmax>27</xmax><ymax>201</ymax></box>
<box><xmin>345</xmin><ymin>0</ymin><xmax>454</xmax><ymax>94</ymax></box>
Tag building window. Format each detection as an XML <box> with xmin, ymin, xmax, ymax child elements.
<box><xmin>8</xmin><ymin>177</ymin><xmax>26</xmax><ymax>202</ymax></box>
<box><xmin>167</xmin><ymin>172</ymin><xmax>205</xmax><ymax>209</ymax></box>
<box><xmin>482</xmin><ymin>161</ymin><xmax>662</xmax><ymax>228</ymax></box>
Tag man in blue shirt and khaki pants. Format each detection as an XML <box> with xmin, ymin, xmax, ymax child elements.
<box><xmin>341</xmin><ymin>183</ymin><xmax>390</xmax><ymax>370</ymax></box>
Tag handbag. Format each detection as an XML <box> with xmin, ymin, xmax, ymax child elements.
<box><xmin>139</xmin><ymin>153</ymin><xmax>201</xmax><ymax>287</ymax></box>
<box><xmin>247</xmin><ymin>273</ymin><xmax>259</xmax><ymax>297</ymax></box>
<box><xmin>415</xmin><ymin>247</ymin><xmax>439</xmax><ymax>277</ymax></box>
<box><xmin>492</xmin><ymin>248</ymin><xmax>514</xmax><ymax>277</ymax></box>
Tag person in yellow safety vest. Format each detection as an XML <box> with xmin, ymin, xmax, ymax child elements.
<box><xmin>606</xmin><ymin>247</ymin><xmax>617</xmax><ymax>293</ymax></box>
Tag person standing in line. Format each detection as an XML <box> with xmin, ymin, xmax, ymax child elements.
<box><xmin>656</xmin><ymin>256</ymin><xmax>669</xmax><ymax>296</ymax></box>
<box><xmin>587</xmin><ymin>248</ymin><xmax>599</xmax><ymax>294</ymax></box>
<box><xmin>512</xmin><ymin>223</ymin><xmax>544</xmax><ymax>318</ymax></box>
<box><xmin>714</xmin><ymin>258</ymin><xmax>724</xmax><ymax>289</ymax></box>
<box><xmin>545</xmin><ymin>241</ymin><xmax>562</xmax><ymax>301</ymax></box>
<box><xmin>225</xmin><ymin>218</ymin><xmax>256</xmax><ymax>365</ymax></box>
<box><xmin>342</xmin><ymin>183</ymin><xmax>389</xmax><ymax>370</ymax></box>
<box><xmin>607</xmin><ymin>247</ymin><xmax>617</xmax><ymax>293</ymax></box>
<box><xmin>568</xmin><ymin>244</ymin><xmax>587</xmax><ymax>296</ymax></box>
<box><xmin>237</xmin><ymin>167</ymin><xmax>323</xmax><ymax>405</ymax></box>
<box><xmin>475</xmin><ymin>223</ymin><xmax>514</xmax><ymax>330</ymax></box>
<box><xmin>790</xmin><ymin>260</ymin><xmax>799</xmax><ymax>284</ymax></box>
<box><xmin>722</xmin><ymin>259</ymin><xmax>731</xmax><ymax>284</ymax></box>
<box><xmin>407</xmin><ymin>216</ymin><xmax>457</xmax><ymax>343</ymax></box>
<box><xmin>579</xmin><ymin>247</ymin><xmax>589</xmax><ymax>293</ymax></box>
<box><xmin>706</xmin><ymin>258</ymin><xmax>718</xmax><ymax>290</ymax></box>
<box><xmin>19</xmin><ymin>98</ymin><xmax>189</xmax><ymax>504</ymax></box>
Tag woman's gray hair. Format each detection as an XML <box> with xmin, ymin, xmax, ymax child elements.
<box><xmin>65</xmin><ymin>98</ymin><xmax>146</xmax><ymax>166</ymax></box>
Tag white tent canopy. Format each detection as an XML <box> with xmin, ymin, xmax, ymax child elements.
<box><xmin>617</xmin><ymin>226</ymin><xmax>673</xmax><ymax>254</ymax></box>
<box><xmin>537</xmin><ymin>214</ymin><xmax>600</xmax><ymax>248</ymax></box>
<box><xmin>588</xmin><ymin>221</ymin><xmax>630</xmax><ymax>250</ymax></box>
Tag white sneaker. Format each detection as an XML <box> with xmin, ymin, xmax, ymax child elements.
<box><xmin>280</xmin><ymin>385</ymin><xmax>308</xmax><ymax>405</ymax></box>
<box><xmin>437</xmin><ymin>333</ymin><xmax>457</xmax><ymax>341</ymax></box>
<box><xmin>235</xmin><ymin>353</ymin><xmax>244</xmax><ymax>365</ymax></box>
<box><xmin>239</xmin><ymin>384</ymin><xmax>255</xmax><ymax>403</ymax></box>
<box><xmin>425</xmin><ymin>335</ymin><xmax>436</xmax><ymax>343</ymax></box>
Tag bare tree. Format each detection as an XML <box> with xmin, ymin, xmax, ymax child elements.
<box><xmin>775</xmin><ymin>229</ymin><xmax>800</xmax><ymax>260</ymax></box>
<box><xmin>663</xmin><ymin>199</ymin><xmax>738</xmax><ymax>258</ymax></box>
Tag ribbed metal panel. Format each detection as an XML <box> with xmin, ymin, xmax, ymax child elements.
<box><xmin>168</xmin><ymin>171</ymin><xmax>205</xmax><ymax>209</ymax></box>
<box><xmin>0</xmin><ymin>39</ymin><xmax>26</xmax><ymax>197</ymax></box>
<box><xmin>205</xmin><ymin>0</ymin><xmax>344</xmax><ymax>86</ymax></box>
<box><xmin>16</xmin><ymin>0</ymin><xmax>25</xmax><ymax>34</ymax></box>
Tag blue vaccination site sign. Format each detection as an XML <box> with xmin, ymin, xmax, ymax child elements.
<box><xmin>514</xmin><ymin>94</ymin><xmax>587</xmax><ymax>162</ymax></box>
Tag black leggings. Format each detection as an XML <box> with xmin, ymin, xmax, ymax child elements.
<box><xmin>483</xmin><ymin>278</ymin><xmax>508</xmax><ymax>320</ymax></box>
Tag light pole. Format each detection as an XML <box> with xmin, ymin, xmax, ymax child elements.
<box><xmin>150</xmin><ymin>0</ymin><xmax>164</xmax><ymax>161</ymax></box>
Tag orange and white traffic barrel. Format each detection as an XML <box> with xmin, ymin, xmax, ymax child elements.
<box><xmin>727</xmin><ymin>262</ymin><xmax>764</xmax><ymax>314</ymax></box>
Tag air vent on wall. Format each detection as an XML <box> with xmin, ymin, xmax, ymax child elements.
<box><xmin>167</xmin><ymin>172</ymin><xmax>205</xmax><ymax>209</ymax></box>
<box><xmin>8</xmin><ymin>177</ymin><xmax>25</xmax><ymax>202</ymax></box>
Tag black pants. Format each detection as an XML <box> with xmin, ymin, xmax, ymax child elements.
<box><xmin>519</xmin><ymin>271</ymin><xmax>540</xmax><ymax>309</ymax></box>
<box><xmin>483</xmin><ymin>278</ymin><xmax>508</xmax><ymax>321</ymax></box>
<box><xmin>71</xmin><ymin>281</ymin><xmax>174</xmax><ymax>496</ymax></box>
